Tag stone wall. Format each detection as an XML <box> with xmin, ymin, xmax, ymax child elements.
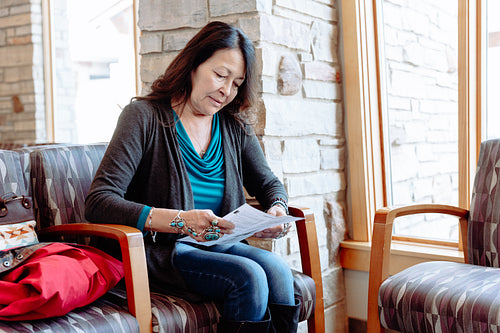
<box><xmin>0</xmin><ymin>0</ymin><xmax>46</xmax><ymax>144</ymax></box>
<box><xmin>138</xmin><ymin>0</ymin><xmax>347</xmax><ymax>331</ymax></box>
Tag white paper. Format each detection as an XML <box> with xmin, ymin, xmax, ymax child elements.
<box><xmin>178</xmin><ymin>203</ymin><xmax>301</xmax><ymax>246</ymax></box>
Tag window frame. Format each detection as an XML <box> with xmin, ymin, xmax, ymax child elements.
<box><xmin>341</xmin><ymin>0</ymin><xmax>482</xmax><ymax>245</ymax></box>
<box><xmin>41</xmin><ymin>0</ymin><xmax>140</xmax><ymax>143</ymax></box>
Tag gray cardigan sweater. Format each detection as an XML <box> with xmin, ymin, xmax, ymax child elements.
<box><xmin>85</xmin><ymin>99</ymin><xmax>287</xmax><ymax>298</ymax></box>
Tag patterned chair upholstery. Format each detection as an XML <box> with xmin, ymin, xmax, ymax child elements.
<box><xmin>14</xmin><ymin>143</ymin><xmax>79</xmax><ymax>197</ymax></box>
<box><xmin>0</xmin><ymin>299</ymin><xmax>139</xmax><ymax>333</ymax></box>
<box><xmin>0</xmin><ymin>144</ymin><xmax>324</xmax><ymax>332</ymax></box>
<box><xmin>367</xmin><ymin>139</ymin><xmax>500</xmax><ymax>333</ymax></box>
<box><xmin>0</xmin><ymin>150</ymin><xmax>28</xmax><ymax>196</ymax></box>
<box><xmin>0</xmin><ymin>148</ymin><xmax>140</xmax><ymax>333</ymax></box>
<box><xmin>28</xmin><ymin>144</ymin><xmax>108</xmax><ymax>229</ymax></box>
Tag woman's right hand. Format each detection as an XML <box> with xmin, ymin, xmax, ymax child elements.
<box><xmin>178</xmin><ymin>209</ymin><xmax>235</xmax><ymax>242</ymax></box>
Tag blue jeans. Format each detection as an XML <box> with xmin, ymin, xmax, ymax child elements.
<box><xmin>174</xmin><ymin>242</ymin><xmax>295</xmax><ymax>321</ymax></box>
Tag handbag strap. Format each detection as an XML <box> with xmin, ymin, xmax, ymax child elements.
<box><xmin>0</xmin><ymin>192</ymin><xmax>17</xmax><ymax>203</ymax></box>
<box><xmin>0</xmin><ymin>193</ymin><xmax>32</xmax><ymax>218</ymax></box>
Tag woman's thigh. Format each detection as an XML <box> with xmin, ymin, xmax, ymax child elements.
<box><xmin>209</xmin><ymin>242</ymin><xmax>295</xmax><ymax>305</ymax></box>
<box><xmin>174</xmin><ymin>242</ymin><xmax>269</xmax><ymax>321</ymax></box>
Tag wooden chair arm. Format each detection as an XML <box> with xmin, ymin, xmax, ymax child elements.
<box><xmin>38</xmin><ymin>223</ymin><xmax>152</xmax><ymax>333</ymax></box>
<box><xmin>367</xmin><ymin>204</ymin><xmax>469</xmax><ymax>333</ymax></box>
<box><xmin>289</xmin><ymin>206</ymin><xmax>325</xmax><ymax>333</ymax></box>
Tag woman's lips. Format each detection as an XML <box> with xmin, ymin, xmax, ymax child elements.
<box><xmin>210</xmin><ymin>97</ymin><xmax>223</xmax><ymax>107</ymax></box>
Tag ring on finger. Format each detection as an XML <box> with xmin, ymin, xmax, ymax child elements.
<box><xmin>211</xmin><ymin>219</ymin><xmax>218</xmax><ymax>226</ymax></box>
<box><xmin>275</xmin><ymin>223</ymin><xmax>292</xmax><ymax>239</ymax></box>
<box><xmin>203</xmin><ymin>226</ymin><xmax>222</xmax><ymax>241</ymax></box>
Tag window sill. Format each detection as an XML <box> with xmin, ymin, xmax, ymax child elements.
<box><xmin>340</xmin><ymin>240</ymin><xmax>465</xmax><ymax>275</ymax></box>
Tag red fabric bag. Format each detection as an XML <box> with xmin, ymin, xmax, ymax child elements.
<box><xmin>0</xmin><ymin>242</ymin><xmax>124</xmax><ymax>321</ymax></box>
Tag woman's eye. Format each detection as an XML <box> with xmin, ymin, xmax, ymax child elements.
<box><xmin>215</xmin><ymin>72</ymin><xmax>225</xmax><ymax>79</ymax></box>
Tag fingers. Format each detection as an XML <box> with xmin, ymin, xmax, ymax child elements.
<box><xmin>190</xmin><ymin>210</ymin><xmax>234</xmax><ymax>233</ymax></box>
<box><xmin>267</xmin><ymin>205</ymin><xmax>287</xmax><ymax>217</ymax></box>
<box><xmin>214</xmin><ymin>218</ymin><xmax>234</xmax><ymax>233</ymax></box>
<box><xmin>253</xmin><ymin>224</ymin><xmax>284</xmax><ymax>238</ymax></box>
<box><xmin>253</xmin><ymin>223</ymin><xmax>292</xmax><ymax>239</ymax></box>
<box><xmin>181</xmin><ymin>210</ymin><xmax>234</xmax><ymax>242</ymax></box>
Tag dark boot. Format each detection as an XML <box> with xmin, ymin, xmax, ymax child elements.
<box><xmin>219</xmin><ymin>309</ymin><xmax>271</xmax><ymax>333</ymax></box>
<box><xmin>269</xmin><ymin>299</ymin><xmax>301</xmax><ymax>333</ymax></box>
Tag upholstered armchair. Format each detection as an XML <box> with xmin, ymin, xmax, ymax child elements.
<box><xmin>0</xmin><ymin>144</ymin><xmax>325</xmax><ymax>333</ymax></box>
<box><xmin>367</xmin><ymin>138</ymin><xmax>500</xmax><ymax>332</ymax></box>
<box><xmin>0</xmin><ymin>145</ymin><xmax>142</xmax><ymax>332</ymax></box>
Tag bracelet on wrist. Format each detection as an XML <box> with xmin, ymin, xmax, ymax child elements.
<box><xmin>170</xmin><ymin>210</ymin><xmax>198</xmax><ymax>237</ymax></box>
<box><xmin>148</xmin><ymin>207</ymin><xmax>157</xmax><ymax>243</ymax></box>
<box><xmin>270</xmin><ymin>198</ymin><xmax>289</xmax><ymax>215</ymax></box>
<box><xmin>170</xmin><ymin>210</ymin><xmax>185</xmax><ymax>232</ymax></box>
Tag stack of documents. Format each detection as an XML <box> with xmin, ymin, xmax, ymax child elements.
<box><xmin>179</xmin><ymin>203</ymin><xmax>301</xmax><ymax>246</ymax></box>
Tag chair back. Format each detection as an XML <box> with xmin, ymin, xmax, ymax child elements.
<box><xmin>0</xmin><ymin>150</ymin><xmax>28</xmax><ymax>196</ymax></box>
<box><xmin>29</xmin><ymin>144</ymin><xmax>108</xmax><ymax>229</ymax></box>
<box><xmin>468</xmin><ymin>138</ymin><xmax>500</xmax><ymax>266</ymax></box>
<box><xmin>15</xmin><ymin>144</ymin><xmax>75</xmax><ymax>197</ymax></box>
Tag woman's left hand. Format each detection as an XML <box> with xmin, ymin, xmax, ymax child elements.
<box><xmin>253</xmin><ymin>205</ymin><xmax>291</xmax><ymax>238</ymax></box>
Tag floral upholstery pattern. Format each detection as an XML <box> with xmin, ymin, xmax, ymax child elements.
<box><xmin>378</xmin><ymin>139</ymin><xmax>500</xmax><ymax>332</ymax></box>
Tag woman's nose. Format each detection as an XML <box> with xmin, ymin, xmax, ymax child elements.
<box><xmin>219</xmin><ymin>81</ymin><xmax>231</xmax><ymax>96</ymax></box>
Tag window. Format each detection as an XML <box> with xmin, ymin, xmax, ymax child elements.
<box><xmin>483</xmin><ymin>0</ymin><xmax>500</xmax><ymax>140</ymax></box>
<box><xmin>380</xmin><ymin>1</ymin><xmax>460</xmax><ymax>242</ymax></box>
<box><xmin>341</xmin><ymin>0</ymin><xmax>481</xmax><ymax>243</ymax></box>
<box><xmin>43</xmin><ymin>0</ymin><xmax>138</xmax><ymax>143</ymax></box>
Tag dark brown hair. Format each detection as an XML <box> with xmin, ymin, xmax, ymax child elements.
<box><xmin>136</xmin><ymin>21</ymin><xmax>257</xmax><ymax>119</ymax></box>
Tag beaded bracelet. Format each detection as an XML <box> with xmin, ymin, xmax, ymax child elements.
<box><xmin>148</xmin><ymin>207</ymin><xmax>157</xmax><ymax>243</ymax></box>
<box><xmin>270</xmin><ymin>197</ymin><xmax>289</xmax><ymax>215</ymax></box>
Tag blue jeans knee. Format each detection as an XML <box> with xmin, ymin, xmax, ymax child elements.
<box><xmin>174</xmin><ymin>242</ymin><xmax>270</xmax><ymax>321</ymax></box>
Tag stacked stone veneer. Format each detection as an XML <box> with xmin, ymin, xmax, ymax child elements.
<box><xmin>139</xmin><ymin>0</ymin><xmax>347</xmax><ymax>331</ymax></box>
<box><xmin>0</xmin><ymin>0</ymin><xmax>45</xmax><ymax>143</ymax></box>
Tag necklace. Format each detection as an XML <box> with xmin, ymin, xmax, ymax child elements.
<box><xmin>186</xmin><ymin>122</ymin><xmax>211</xmax><ymax>158</ymax></box>
<box><xmin>191</xmin><ymin>135</ymin><xmax>207</xmax><ymax>158</ymax></box>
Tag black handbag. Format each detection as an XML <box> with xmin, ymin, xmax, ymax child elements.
<box><xmin>0</xmin><ymin>192</ymin><xmax>34</xmax><ymax>225</ymax></box>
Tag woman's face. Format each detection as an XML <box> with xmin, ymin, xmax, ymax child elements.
<box><xmin>186</xmin><ymin>48</ymin><xmax>246</xmax><ymax>118</ymax></box>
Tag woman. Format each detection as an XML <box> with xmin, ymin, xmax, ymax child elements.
<box><xmin>85</xmin><ymin>21</ymin><xmax>299</xmax><ymax>332</ymax></box>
